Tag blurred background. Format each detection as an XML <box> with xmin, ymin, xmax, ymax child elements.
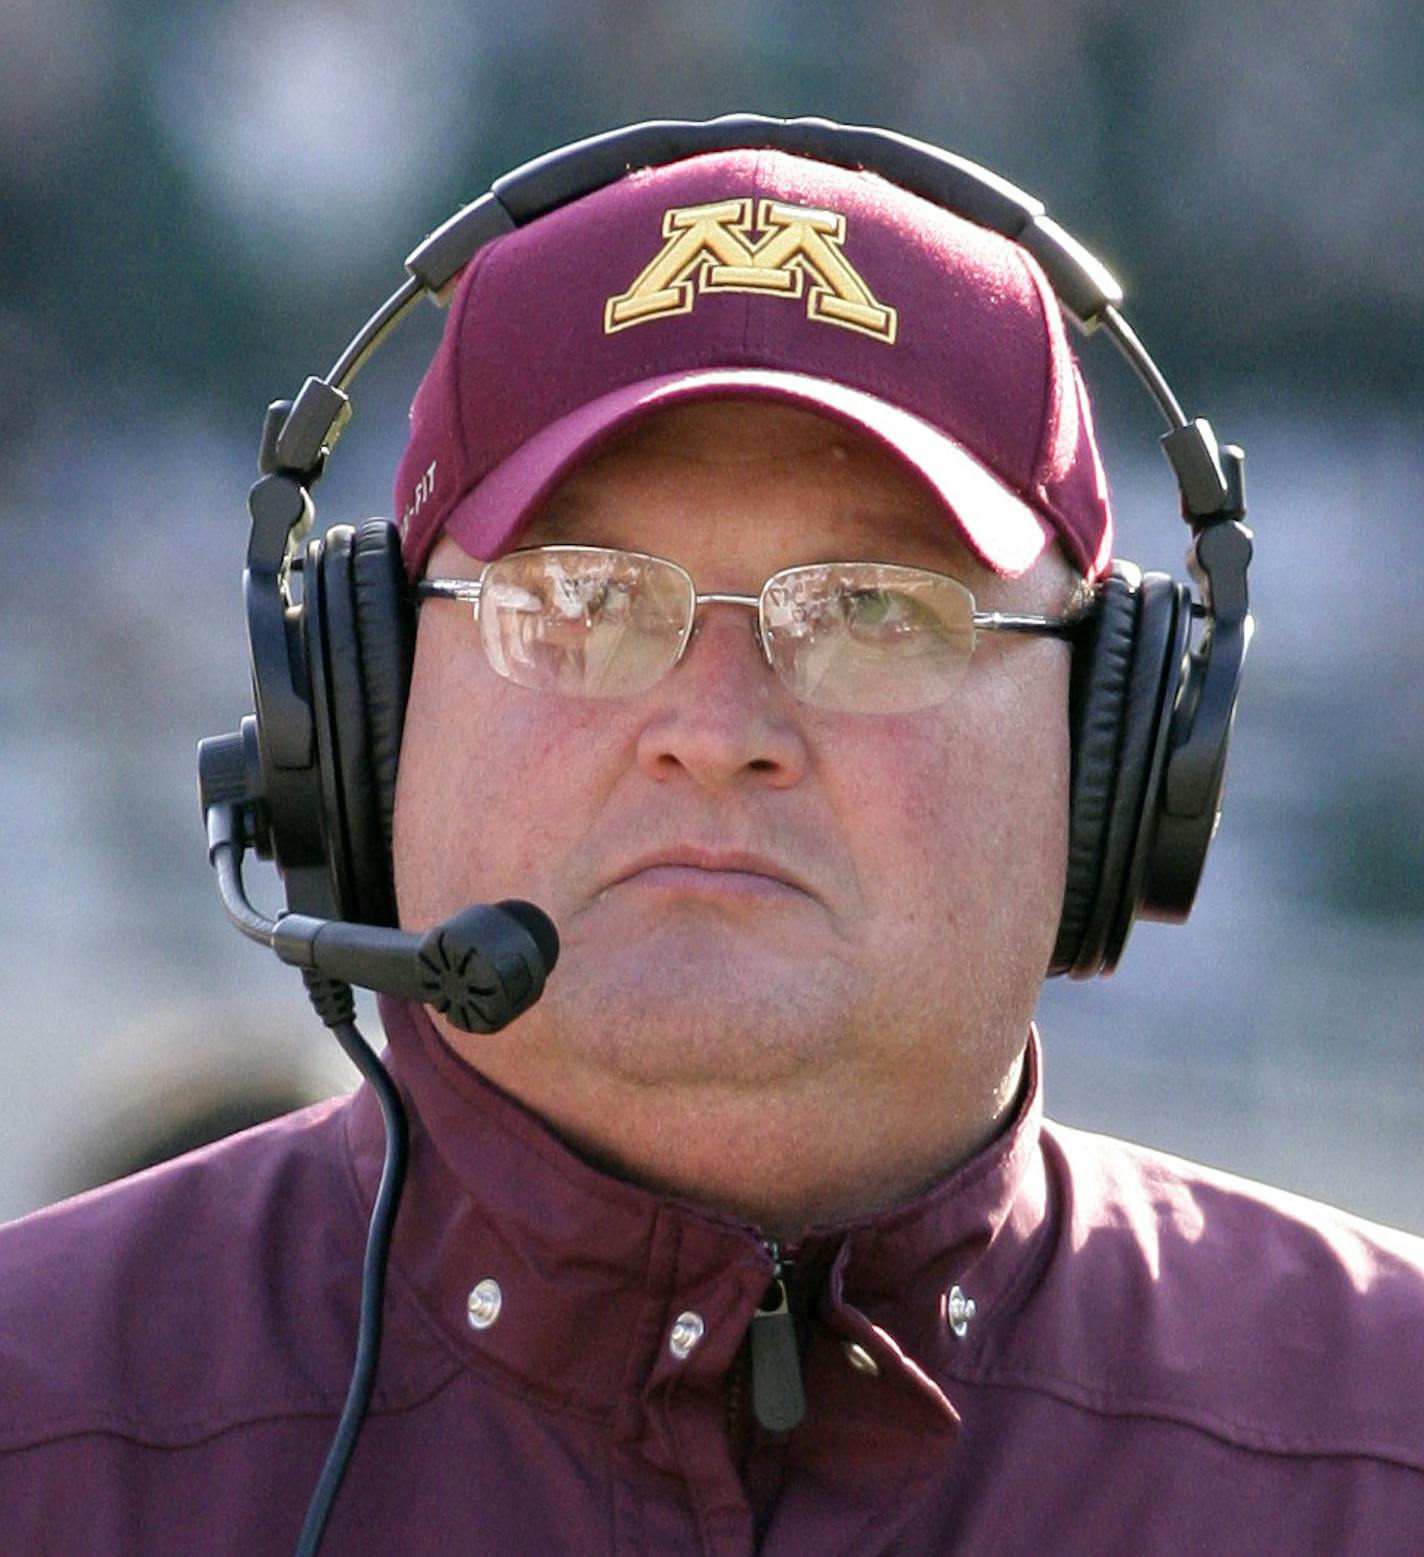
<box><xmin>1</xmin><ymin>0</ymin><xmax>1420</xmax><ymax>1229</ymax></box>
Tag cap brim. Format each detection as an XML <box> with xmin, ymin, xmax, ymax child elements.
<box><xmin>440</xmin><ymin>368</ymin><xmax>1053</xmax><ymax>576</ymax></box>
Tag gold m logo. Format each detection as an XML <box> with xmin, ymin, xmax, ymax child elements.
<box><xmin>604</xmin><ymin>198</ymin><xmax>897</xmax><ymax>343</ymax></box>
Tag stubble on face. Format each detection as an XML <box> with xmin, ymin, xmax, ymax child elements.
<box><xmin>393</xmin><ymin>401</ymin><xmax>1075</xmax><ymax>1232</ymax></box>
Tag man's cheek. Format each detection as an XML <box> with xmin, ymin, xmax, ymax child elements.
<box><xmin>436</xmin><ymin>708</ymin><xmax>613</xmax><ymax>878</ymax></box>
<box><xmin>852</xmin><ymin>727</ymin><xmax>986</xmax><ymax>848</ymax></box>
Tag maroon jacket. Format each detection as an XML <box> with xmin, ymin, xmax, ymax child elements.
<box><xmin>2</xmin><ymin>998</ymin><xmax>1422</xmax><ymax>1554</ymax></box>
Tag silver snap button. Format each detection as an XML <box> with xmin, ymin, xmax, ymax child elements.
<box><xmin>466</xmin><ymin>1277</ymin><xmax>503</xmax><ymax>1330</ymax></box>
<box><xmin>842</xmin><ymin>1340</ymin><xmax>881</xmax><ymax>1377</ymax></box>
<box><xmin>669</xmin><ymin>1310</ymin><xmax>705</xmax><ymax>1360</ymax></box>
<box><xmin>946</xmin><ymin>1284</ymin><xmax>977</xmax><ymax>1339</ymax></box>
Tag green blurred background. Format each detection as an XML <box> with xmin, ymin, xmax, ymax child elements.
<box><xmin>1</xmin><ymin>0</ymin><xmax>1421</xmax><ymax>1227</ymax></box>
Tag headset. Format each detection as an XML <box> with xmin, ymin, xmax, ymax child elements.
<box><xmin>196</xmin><ymin>115</ymin><xmax>1253</xmax><ymax>1554</ymax></box>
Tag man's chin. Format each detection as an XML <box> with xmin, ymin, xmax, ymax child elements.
<box><xmin>532</xmin><ymin>936</ymin><xmax>855</xmax><ymax>1089</ymax></box>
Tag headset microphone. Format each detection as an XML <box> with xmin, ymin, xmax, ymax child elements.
<box><xmin>197</xmin><ymin>746</ymin><xmax>559</xmax><ymax>1033</ymax></box>
<box><xmin>270</xmin><ymin>901</ymin><xmax>558</xmax><ymax>1034</ymax></box>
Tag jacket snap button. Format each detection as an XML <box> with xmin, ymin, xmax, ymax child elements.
<box><xmin>467</xmin><ymin>1278</ymin><xmax>503</xmax><ymax>1330</ymax></box>
<box><xmin>945</xmin><ymin>1284</ymin><xmax>977</xmax><ymax>1338</ymax></box>
<box><xmin>669</xmin><ymin>1311</ymin><xmax>705</xmax><ymax>1360</ymax></box>
<box><xmin>842</xmin><ymin>1340</ymin><xmax>881</xmax><ymax>1377</ymax></box>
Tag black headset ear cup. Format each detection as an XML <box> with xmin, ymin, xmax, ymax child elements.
<box><xmin>309</xmin><ymin>521</ymin><xmax>413</xmax><ymax>926</ymax></box>
<box><xmin>1053</xmin><ymin>565</ymin><xmax>1191</xmax><ymax>978</ymax></box>
<box><xmin>349</xmin><ymin>519</ymin><xmax>414</xmax><ymax>922</ymax></box>
<box><xmin>1053</xmin><ymin>564</ymin><xmax>1141</xmax><ymax>976</ymax></box>
<box><xmin>1079</xmin><ymin>572</ymin><xmax>1185</xmax><ymax>975</ymax></box>
<box><xmin>1100</xmin><ymin>575</ymin><xmax>1191</xmax><ymax>966</ymax></box>
<box><xmin>313</xmin><ymin>526</ymin><xmax>383</xmax><ymax>924</ymax></box>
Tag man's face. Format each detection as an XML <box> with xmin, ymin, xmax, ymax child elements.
<box><xmin>394</xmin><ymin>401</ymin><xmax>1075</xmax><ymax>1232</ymax></box>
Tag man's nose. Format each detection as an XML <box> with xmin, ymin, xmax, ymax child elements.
<box><xmin>634</xmin><ymin>607</ymin><xmax>810</xmax><ymax>790</ymax></box>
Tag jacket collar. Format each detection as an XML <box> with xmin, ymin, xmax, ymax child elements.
<box><xmin>346</xmin><ymin>997</ymin><xmax>1052</xmax><ymax>1413</ymax></box>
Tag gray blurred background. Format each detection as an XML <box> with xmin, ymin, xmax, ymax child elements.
<box><xmin>1</xmin><ymin>0</ymin><xmax>1420</xmax><ymax>1230</ymax></box>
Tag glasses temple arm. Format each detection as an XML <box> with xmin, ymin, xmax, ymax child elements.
<box><xmin>415</xmin><ymin>578</ymin><xmax>484</xmax><ymax>605</ymax></box>
<box><xmin>972</xmin><ymin>609</ymin><xmax>1086</xmax><ymax>638</ymax></box>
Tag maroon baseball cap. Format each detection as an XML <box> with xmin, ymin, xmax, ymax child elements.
<box><xmin>395</xmin><ymin>148</ymin><xmax>1113</xmax><ymax>582</ymax></box>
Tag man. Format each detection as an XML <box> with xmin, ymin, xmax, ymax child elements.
<box><xmin>3</xmin><ymin>141</ymin><xmax>1422</xmax><ymax>1554</ymax></box>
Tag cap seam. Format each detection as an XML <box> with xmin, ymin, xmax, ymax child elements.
<box><xmin>448</xmin><ymin>249</ymin><xmax>489</xmax><ymax>528</ymax></box>
<box><xmin>743</xmin><ymin>150</ymin><xmax>763</xmax><ymax>357</ymax></box>
<box><xmin>1000</xmin><ymin>247</ymin><xmax>1097</xmax><ymax>577</ymax></box>
<box><xmin>1011</xmin><ymin>244</ymin><xmax>1059</xmax><ymax>516</ymax></box>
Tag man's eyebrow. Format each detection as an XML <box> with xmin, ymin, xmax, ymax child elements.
<box><xmin>520</xmin><ymin>499</ymin><xmax>594</xmax><ymax>545</ymax></box>
<box><xmin>521</xmin><ymin>497</ymin><xmax>636</xmax><ymax>551</ymax></box>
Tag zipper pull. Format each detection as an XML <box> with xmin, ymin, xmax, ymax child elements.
<box><xmin>751</xmin><ymin>1244</ymin><xmax>806</xmax><ymax>1433</ymax></box>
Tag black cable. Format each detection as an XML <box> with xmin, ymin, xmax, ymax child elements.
<box><xmin>295</xmin><ymin>997</ymin><xmax>410</xmax><ymax>1557</ymax></box>
<box><xmin>205</xmin><ymin>820</ymin><xmax>411</xmax><ymax>1551</ymax></box>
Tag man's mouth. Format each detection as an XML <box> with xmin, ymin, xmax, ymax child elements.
<box><xmin>608</xmin><ymin>847</ymin><xmax>813</xmax><ymax>902</ymax></box>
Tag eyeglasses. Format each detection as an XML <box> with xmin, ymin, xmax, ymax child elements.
<box><xmin>416</xmin><ymin>545</ymin><xmax>1088</xmax><ymax>715</ymax></box>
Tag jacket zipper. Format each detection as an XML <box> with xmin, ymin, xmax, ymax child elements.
<box><xmin>749</xmin><ymin>1239</ymin><xmax>806</xmax><ymax>1432</ymax></box>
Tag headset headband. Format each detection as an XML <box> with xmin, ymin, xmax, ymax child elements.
<box><xmin>278</xmin><ymin>115</ymin><xmax>1236</xmax><ymax>507</ymax></box>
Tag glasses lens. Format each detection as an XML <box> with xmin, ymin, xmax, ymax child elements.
<box><xmin>761</xmin><ymin>563</ymin><xmax>976</xmax><ymax>713</ymax></box>
<box><xmin>477</xmin><ymin>548</ymin><xmax>692</xmax><ymax>697</ymax></box>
